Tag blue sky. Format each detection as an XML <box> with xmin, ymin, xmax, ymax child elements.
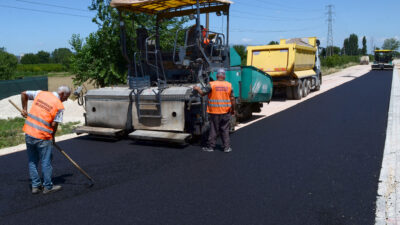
<box><xmin>1</xmin><ymin>0</ymin><xmax>398</xmax><ymax>56</ymax></box>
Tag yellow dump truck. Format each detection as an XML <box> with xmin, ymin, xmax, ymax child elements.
<box><xmin>246</xmin><ymin>37</ymin><xmax>321</xmax><ymax>99</ymax></box>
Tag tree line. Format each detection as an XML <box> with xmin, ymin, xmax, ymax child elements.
<box><xmin>0</xmin><ymin>47</ymin><xmax>74</xmax><ymax>80</ymax></box>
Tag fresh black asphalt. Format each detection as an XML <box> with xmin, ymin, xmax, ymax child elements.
<box><xmin>0</xmin><ymin>70</ymin><xmax>392</xmax><ymax>225</ymax></box>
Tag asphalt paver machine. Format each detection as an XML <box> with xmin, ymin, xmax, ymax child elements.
<box><xmin>372</xmin><ymin>50</ymin><xmax>394</xmax><ymax>70</ymax></box>
<box><xmin>75</xmin><ymin>0</ymin><xmax>273</xmax><ymax>143</ymax></box>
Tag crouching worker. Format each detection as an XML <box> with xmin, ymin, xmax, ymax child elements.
<box><xmin>21</xmin><ymin>86</ymin><xmax>71</xmax><ymax>194</ymax></box>
<box><xmin>193</xmin><ymin>68</ymin><xmax>235</xmax><ymax>153</ymax></box>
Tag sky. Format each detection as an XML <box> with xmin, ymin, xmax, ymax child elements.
<box><xmin>0</xmin><ymin>0</ymin><xmax>399</xmax><ymax>56</ymax></box>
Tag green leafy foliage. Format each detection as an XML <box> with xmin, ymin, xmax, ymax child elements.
<box><xmin>0</xmin><ymin>48</ymin><xmax>18</xmax><ymax>80</ymax></box>
<box><xmin>268</xmin><ymin>41</ymin><xmax>279</xmax><ymax>45</ymax></box>
<box><xmin>361</xmin><ymin>36</ymin><xmax>367</xmax><ymax>55</ymax></box>
<box><xmin>382</xmin><ymin>38</ymin><xmax>400</xmax><ymax>51</ymax></box>
<box><xmin>321</xmin><ymin>55</ymin><xmax>360</xmax><ymax>68</ymax></box>
<box><xmin>21</xmin><ymin>53</ymin><xmax>40</xmax><ymax>64</ymax></box>
<box><xmin>70</xmin><ymin>0</ymin><xmax>187</xmax><ymax>87</ymax></box>
<box><xmin>321</xmin><ymin>46</ymin><xmax>341</xmax><ymax>56</ymax></box>
<box><xmin>52</xmin><ymin>48</ymin><xmax>73</xmax><ymax>69</ymax></box>
<box><xmin>37</xmin><ymin>51</ymin><xmax>51</xmax><ymax>63</ymax></box>
<box><xmin>232</xmin><ymin>45</ymin><xmax>247</xmax><ymax>66</ymax></box>
<box><xmin>17</xmin><ymin>64</ymin><xmax>65</xmax><ymax>73</ymax></box>
<box><xmin>342</xmin><ymin>34</ymin><xmax>359</xmax><ymax>55</ymax></box>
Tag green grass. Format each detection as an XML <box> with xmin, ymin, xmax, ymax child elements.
<box><xmin>0</xmin><ymin>118</ymin><xmax>26</xmax><ymax>149</ymax></box>
<box><xmin>0</xmin><ymin>118</ymin><xmax>80</xmax><ymax>149</ymax></box>
<box><xmin>321</xmin><ymin>62</ymin><xmax>358</xmax><ymax>76</ymax></box>
<box><xmin>13</xmin><ymin>71</ymin><xmax>73</xmax><ymax>79</ymax></box>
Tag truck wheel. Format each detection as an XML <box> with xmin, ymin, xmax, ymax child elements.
<box><xmin>293</xmin><ymin>80</ymin><xmax>302</xmax><ymax>100</ymax></box>
<box><xmin>302</xmin><ymin>79</ymin><xmax>308</xmax><ymax>97</ymax></box>
<box><xmin>314</xmin><ymin>73</ymin><xmax>321</xmax><ymax>91</ymax></box>
<box><xmin>306</xmin><ymin>80</ymin><xmax>311</xmax><ymax>95</ymax></box>
<box><xmin>286</xmin><ymin>87</ymin><xmax>293</xmax><ymax>99</ymax></box>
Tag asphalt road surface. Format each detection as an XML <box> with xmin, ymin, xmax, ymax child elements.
<box><xmin>0</xmin><ymin>70</ymin><xmax>393</xmax><ymax>225</ymax></box>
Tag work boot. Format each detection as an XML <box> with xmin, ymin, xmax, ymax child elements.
<box><xmin>31</xmin><ymin>185</ymin><xmax>43</xmax><ymax>195</ymax></box>
<box><xmin>223</xmin><ymin>147</ymin><xmax>232</xmax><ymax>153</ymax></box>
<box><xmin>43</xmin><ymin>185</ymin><xmax>62</xmax><ymax>195</ymax></box>
<box><xmin>202</xmin><ymin>147</ymin><xmax>214</xmax><ymax>152</ymax></box>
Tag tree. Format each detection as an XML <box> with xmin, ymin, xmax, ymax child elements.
<box><xmin>382</xmin><ymin>38</ymin><xmax>400</xmax><ymax>50</ymax></box>
<box><xmin>70</xmin><ymin>0</ymin><xmax>187</xmax><ymax>87</ymax></box>
<box><xmin>322</xmin><ymin>46</ymin><xmax>341</xmax><ymax>56</ymax></box>
<box><xmin>52</xmin><ymin>48</ymin><xmax>74</xmax><ymax>68</ymax></box>
<box><xmin>20</xmin><ymin>53</ymin><xmax>39</xmax><ymax>64</ymax></box>
<box><xmin>341</xmin><ymin>38</ymin><xmax>349</xmax><ymax>55</ymax></box>
<box><xmin>37</xmin><ymin>50</ymin><xmax>50</xmax><ymax>63</ymax></box>
<box><xmin>268</xmin><ymin>41</ymin><xmax>279</xmax><ymax>45</ymax></box>
<box><xmin>232</xmin><ymin>45</ymin><xmax>247</xmax><ymax>65</ymax></box>
<box><xmin>0</xmin><ymin>48</ymin><xmax>18</xmax><ymax>80</ymax></box>
<box><xmin>348</xmin><ymin>34</ymin><xmax>359</xmax><ymax>55</ymax></box>
<box><xmin>361</xmin><ymin>36</ymin><xmax>367</xmax><ymax>55</ymax></box>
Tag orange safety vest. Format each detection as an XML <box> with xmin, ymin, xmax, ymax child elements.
<box><xmin>202</xmin><ymin>28</ymin><xmax>210</xmax><ymax>45</ymax></box>
<box><xmin>207</xmin><ymin>81</ymin><xmax>232</xmax><ymax>114</ymax></box>
<box><xmin>23</xmin><ymin>91</ymin><xmax>64</xmax><ymax>140</ymax></box>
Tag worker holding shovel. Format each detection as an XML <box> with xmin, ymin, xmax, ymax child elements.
<box><xmin>20</xmin><ymin>86</ymin><xmax>71</xmax><ymax>194</ymax></box>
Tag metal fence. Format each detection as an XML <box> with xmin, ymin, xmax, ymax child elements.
<box><xmin>0</xmin><ymin>76</ymin><xmax>48</xmax><ymax>100</ymax></box>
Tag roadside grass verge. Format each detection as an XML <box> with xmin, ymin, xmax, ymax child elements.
<box><xmin>13</xmin><ymin>71</ymin><xmax>73</xmax><ymax>79</ymax></box>
<box><xmin>321</xmin><ymin>62</ymin><xmax>359</xmax><ymax>76</ymax></box>
<box><xmin>0</xmin><ymin>118</ymin><xmax>80</xmax><ymax>149</ymax></box>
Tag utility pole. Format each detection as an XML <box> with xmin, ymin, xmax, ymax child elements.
<box><xmin>206</xmin><ymin>13</ymin><xmax>209</xmax><ymax>30</ymax></box>
<box><xmin>326</xmin><ymin>5</ymin><xmax>334</xmax><ymax>57</ymax></box>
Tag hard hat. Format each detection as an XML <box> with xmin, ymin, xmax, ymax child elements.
<box><xmin>217</xmin><ymin>68</ymin><xmax>226</xmax><ymax>75</ymax></box>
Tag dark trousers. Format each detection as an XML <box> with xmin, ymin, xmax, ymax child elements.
<box><xmin>207</xmin><ymin>113</ymin><xmax>231</xmax><ymax>149</ymax></box>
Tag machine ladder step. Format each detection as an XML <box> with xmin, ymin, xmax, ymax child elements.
<box><xmin>74</xmin><ymin>126</ymin><xmax>125</xmax><ymax>137</ymax></box>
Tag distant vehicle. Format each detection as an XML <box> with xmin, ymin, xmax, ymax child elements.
<box><xmin>372</xmin><ymin>50</ymin><xmax>394</xmax><ymax>70</ymax></box>
<box><xmin>360</xmin><ymin>56</ymin><xmax>369</xmax><ymax>65</ymax></box>
<box><xmin>246</xmin><ymin>37</ymin><xmax>321</xmax><ymax>100</ymax></box>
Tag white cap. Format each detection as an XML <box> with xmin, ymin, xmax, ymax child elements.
<box><xmin>217</xmin><ymin>68</ymin><xmax>226</xmax><ymax>75</ymax></box>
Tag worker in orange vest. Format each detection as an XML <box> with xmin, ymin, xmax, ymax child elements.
<box><xmin>193</xmin><ymin>68</ymin><xmax>235</xmax><ymax>152</ymax></box>
<box><xmin>20</xmin><ymin>86</ymin><xmax>71</xmax><ymax>194</ymax></box>
<box><xmin>202</xmin><ymin>27</ymin><xmax>210</xmax><ymax>45</ymax></box>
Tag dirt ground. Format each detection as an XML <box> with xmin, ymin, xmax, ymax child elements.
<box><xmin>48</xmin><ymin>76</ymin><xmax>96</xmax><ymax>92</ymax></box>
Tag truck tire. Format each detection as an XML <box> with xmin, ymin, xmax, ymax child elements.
<box><xmin>314</xmin><ymin>73</ymin><xmax>321</xmax><ymax>91</ymax></box>
<box><xmin>293</xmin><ymin>80</ymin><xmax>302</xmax><ymax>100</ymax></box>
<box><xmin>306</xmin><ymin>79</ymin><xmax>311</xmax><ymax>95</ymax></box>
<box><xmin>301</xmin><ymin>79</ymin><xmax>308</xmax><ymax>97</ymax></box>
<box><xmin>286</xmin><ymin>86</ymin><xmax>293</xmax><ymax>99</ymax></box>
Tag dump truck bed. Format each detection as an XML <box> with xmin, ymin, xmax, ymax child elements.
<box><xmin>246</xmin><ymin>37</ymin><xmax>317</xmax><ymax>80</ymax></box>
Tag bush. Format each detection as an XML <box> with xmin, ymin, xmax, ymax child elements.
<box><xmin>0</xmin><ymin>50</ymin><xmax>18</xmax><ymax>80</ymax></box>
<box><xmin>321</xmin><ymin>55</ymin><xmax>360</xmax><ymax>68</ymax></box>
<box><xmin>20</xmin><ymin>53</ymin><xmax>40</xmax><ymax>64</ymax></box>
<box><xmin>17</xmin><ymin>63</ymin><xmax>65</xmax><ymax>73</ymax></box>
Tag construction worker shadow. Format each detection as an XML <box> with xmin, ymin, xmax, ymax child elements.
<box><xmin>52</xmin><ymin>173</ymin><xmax>74</xmax><ymax>185</ymax></box>
<box><xmin>129</xmin><ymin>140</ymin><xmax>190</xmax><ymax>149</ymax></box>
<box><xmin>76</xmin><ymin>134</ymin><xmax>121</xmax><ymax>143</ymax></box>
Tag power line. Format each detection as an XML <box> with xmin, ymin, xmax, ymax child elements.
<box><xmin>234</xmin><ymin>1</ymin><xmax>320</xmax><ymax>13</ymax></box>
<box><xmin>251</xmin><ymin>0</ymin><xmax>321</xmax><ymax>11</ymax></box>
<box><xmin>325</xmin><ymin>4</ymin><xmax>334</xmax><ymax>56</ymax></box>
<box><xmin>230</xmin><ymin>12</ymin><xmax>324</xmax><ymax>22</ymax></box>
<box><xmin>0</xmin><ymin>4</ymin><xmax>92</xmax><ymax>18</ymax></box>
<box><xmin>15</xmin><ymin>0</ymin><xmax>90</xmax><ymax>12</ymax></box>
<box><xmin>226</xmin><ymin>26</ymin><xmax>323</xmax><ymax>33</ymax></box>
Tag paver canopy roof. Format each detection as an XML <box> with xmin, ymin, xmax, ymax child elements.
<box><xmin>110</xmin><ymin>0</ymin><xmax>232</xmax><ymax>16</ymax></box>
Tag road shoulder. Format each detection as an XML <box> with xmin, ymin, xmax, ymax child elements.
<box><xmin>375</xmin><ymin>63</ymin><xmax>400</xmax><ymax>225</ymax></box>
